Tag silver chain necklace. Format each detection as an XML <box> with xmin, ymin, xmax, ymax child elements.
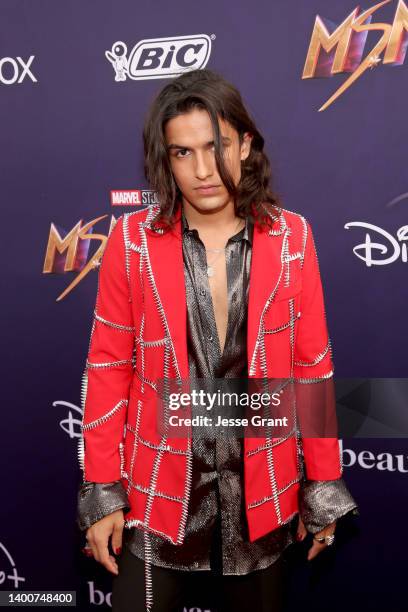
<box><xmin>205</xmin><ymin>217</ymin><xmax>245</xmax><ymax>277</ymax></box>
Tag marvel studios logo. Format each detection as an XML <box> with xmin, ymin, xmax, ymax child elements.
<box><xmin>110</xmin><ymin>190</ymin><xmax>158</xmax><ymax>206</ymax></box>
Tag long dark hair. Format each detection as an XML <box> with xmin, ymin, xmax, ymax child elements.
<box><xmin>142</xmin><ymin>68</ymin><xmax>282</xmax><ymax>232</ymax></box>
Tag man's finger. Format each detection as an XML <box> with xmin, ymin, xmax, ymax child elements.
<box><xmin>89</xmin><ymin>541</ymin><xmax>100</xmax><ymax>563</ymax></box>
<box><xmin>111</xmin><ymin>520</ymin><xmax>124</xmax><ymax>556</ymax></box>
<box><xmin>308</xmin><ymin>521</ymin><xmax>337</xmax><ymax>557</ymax></box>
<box><xmin>82</xmin><ymin>543</ymin><xmax>94</xmax><ymax>558</ymax></box>
<box><xmin>296</xmin><ymin>516</ymin><xmax>307</xmax><ymax>541</ymax></box>
<box><xmin>307</xmin><ymin>539</ymin><xmax>326</xmax><ymax>561</ymax></box>
<box><xmin>85</xmin><ymin>534</ymin><xmax>99</xmax><ymax>562</ymax></box>
<box><xmin>96</xmin><ymin>540</ymin><xmax>119</xmax><ymax>575</ymax></box>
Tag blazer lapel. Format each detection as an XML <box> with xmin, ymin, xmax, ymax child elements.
<box><xmin>143</xmin><ymin>206</ymin><xmax>190</xmax><ymax>380</ymax></box>
<box><xmin>247</xmin><ymin>214</ymin><xmax>288</xmax><ymax>375</ymax></box>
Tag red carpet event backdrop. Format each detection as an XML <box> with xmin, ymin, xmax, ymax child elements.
<box><xmin>2</xmin><ymin>0</ymin><xmax>407</xmax><ymax>610</ymax></box>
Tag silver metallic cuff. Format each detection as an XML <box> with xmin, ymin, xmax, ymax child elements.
<box><xmin>298</xmin><ymin>477</ymin><xmax>359</xmax><ymax>534</ymax></box>
<box><xmin>77</xmin><ymin>481</ymin><xmax>130</xmax><ymax>531</ymax></box>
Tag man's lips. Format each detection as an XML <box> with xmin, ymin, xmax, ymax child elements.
<box><xmin>195</xmin><ymin>185</ymin><xmax>222</xmax><ymax>194</ymax></box>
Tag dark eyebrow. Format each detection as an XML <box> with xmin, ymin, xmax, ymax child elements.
<box><xmin>167</xmin><ymin>136</ymin><xmax>232</xmax><ymax>151</ymax></box>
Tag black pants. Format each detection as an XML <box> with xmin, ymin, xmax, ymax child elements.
<box><xmin>112</xmin><ymin>537</ymin><xmax>287</xmax><ymax>612</ymax></box>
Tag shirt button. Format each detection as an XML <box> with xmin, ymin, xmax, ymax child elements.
<box><xmin>209</xmin><ymin>335</ymin><xmax>213</xmax><ymax>342</ymax></box>
<box><xmin>200</xmin><ymin>288</ymin><xmax>206</xmax><ymax>296</ymax></box>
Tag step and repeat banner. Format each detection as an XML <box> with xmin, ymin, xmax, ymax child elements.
<box><xmin>2</xmin><ymin>1</ymin><xmax>407</xmax><ymax>610</ymax></box>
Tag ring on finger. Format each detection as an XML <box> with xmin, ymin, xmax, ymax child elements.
<box><xmin>313</xmin><ymin>534</ymin><xmax>335</xmax><ymax>546</ymax></box>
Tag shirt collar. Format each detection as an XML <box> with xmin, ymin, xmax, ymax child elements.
<box><xmin>181</xmin><ymin>207</ymin><xmax>253</xmax><ymax>245</ymax></box>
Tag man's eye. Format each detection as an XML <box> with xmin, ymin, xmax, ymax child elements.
<box><xmin>176</xmin><ymin>149</ymin><xmax>189</xmax><ymax>158</ymax></box>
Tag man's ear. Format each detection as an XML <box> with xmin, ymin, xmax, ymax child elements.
<box><xmin>240</xmin><ymin>132</ymin><xmax>253</xmax><ymax>161</ymax></box>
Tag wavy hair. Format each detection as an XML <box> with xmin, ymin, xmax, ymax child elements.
<box><xmin>142</xmin><ymin>68</ymin><xmax>282</xmax><ymax>232</ymax></box>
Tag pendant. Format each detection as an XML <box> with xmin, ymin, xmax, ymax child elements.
<box><xmin>207</xmin><ymin>266</ymin><xmax>214</xmax><ymax>277</ymax></box>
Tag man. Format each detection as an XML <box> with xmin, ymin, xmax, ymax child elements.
<box><xmin>77</xmin><ymin>69</ymin><xmax>358</xmax><ymax>612</ymax></box>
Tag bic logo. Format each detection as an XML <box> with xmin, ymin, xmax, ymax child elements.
<box><xmin>105</xmin><ymin>34</ymin><xmax>213</xmax><ymax>81</ymax></box>
<box><xmin>0</xmin><ymin>55</ymin><xmax>37</xmax><ymax>85</ymax></box>
<box><xmin>303</xmin><ymin>0</ymin><xmax>408</xmax><ymax>110</ymax></box>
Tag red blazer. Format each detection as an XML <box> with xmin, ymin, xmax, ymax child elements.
<box><xmin>79</xmin><ymin>203</ymin><xmax>342</xmax><ymax>544</ymax></box>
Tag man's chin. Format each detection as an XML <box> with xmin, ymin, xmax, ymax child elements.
<box><xmin>183</xmin><ymin>194</ymin><xmax>231</xmax><ymax>214</ymax></box>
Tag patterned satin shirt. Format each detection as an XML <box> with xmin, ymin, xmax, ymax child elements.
<box><xmin>77</xmin><ymin>207</ymin><xmax>358</xmax><ymax>574</ymax></box>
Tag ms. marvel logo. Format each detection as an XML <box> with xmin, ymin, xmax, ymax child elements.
<box><xmin>302</xmin><ymin>0</ymin><xmax>408</xmax><ymax>110</ymax></box>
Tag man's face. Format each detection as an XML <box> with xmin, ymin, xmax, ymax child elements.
<box><xmin>164</xmin><ymin>108</ymin><xmax>252</xmax><ymax>214</ymax></box>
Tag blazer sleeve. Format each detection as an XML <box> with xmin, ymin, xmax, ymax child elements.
<box><xmin>78</xmin><ymin>214</ymin><xmax>135</xmax><ymax>483</ymax></box>
<box><xmin>293</xmin><ymin>219</ymin><xmax>342</xmax><ymax>481</ymax></box>
<box><xmin>298</xmin><ymin>477</ymin><xmax>359</xmax><ymax>533</ymax></box>
<box><xmin>77</xmin><ymin>481</ymin><xmax>131</xmax><ymax>531</ymax></box>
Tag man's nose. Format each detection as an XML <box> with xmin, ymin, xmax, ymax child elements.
<box><xmin>194</xmin><ymin>151</ymin><xmax>213</xmax><ymax>179</ymax></box>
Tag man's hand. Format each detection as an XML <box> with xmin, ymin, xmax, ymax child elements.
<box><xmin>296</xmin><ymin>516</ymin><xmax>337</xmax><ymax>561</ymax></box>
<box><xmin>85</xmin><ymin>509</ymin><xmax>125</xmax><ymax>574</ymax></box>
